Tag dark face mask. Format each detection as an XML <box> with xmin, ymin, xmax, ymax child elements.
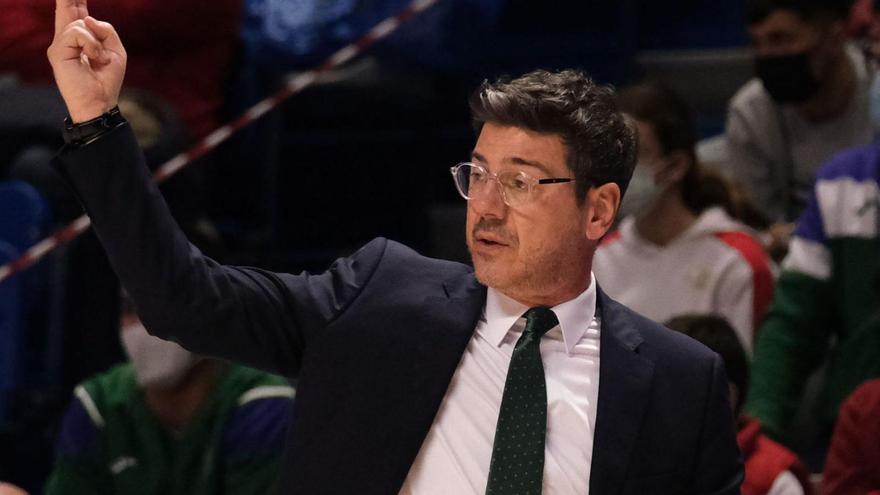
<box><xmin>754</xmin><ymin>51</ymin><xmax>821</xmax><ymax>104</ymax></box>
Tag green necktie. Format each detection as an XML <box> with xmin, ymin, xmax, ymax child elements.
<box><xmin>485</xmin><ymin>307</ymin><xmax>559</xmax><ymax>495</ymax></box>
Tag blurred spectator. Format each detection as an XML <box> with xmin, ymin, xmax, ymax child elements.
<box><xmin>44</xmin><ymin>304</ymin><xmax>293</xmax><ymax>493</ymax></box>
<box><xmin>667</xmin><ymin>314</ymin><xmax>812</xmax><ymax>495</ymax></box>
<box><xmin>720</xmin><ymin>0</ymin><xmax>872</xmax><ymax>225</ymax></box>
<box><xmin>7</xmin><ymin>89</ymin><xmax>221</xmax><ymax>398</ymax></box>
<box><xmin>594</xmin><ymin>80</ymin><xmax>774</xmax><ymax>353</ymax></box>
<box><xmin>0</xmin><ymin>0</ymin><xmax>241</xmax><ymax>140</ymax></box>
<box><xmin>823</xmin><ymin>378</ymin><xmax>880</xmax><ymax>495</ymax></box>
<box><xmin>746</xmin><ymin>143</ymin><xmax>880</xmax><ymax>456</ymax></box>
<box><xmin>0</xmin><ymin>86</ymin><xmax>242</xmax><ymax>491</ymax></box>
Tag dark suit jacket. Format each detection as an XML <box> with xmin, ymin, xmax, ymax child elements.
<box><xmin>56</xmin><ymin>125</ymin><xmax>743</xmax><ymax>494</ymax></box>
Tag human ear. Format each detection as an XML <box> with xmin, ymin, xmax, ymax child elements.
<box><xmin>585</xmin><ymin>183</ymin><xmax>620</xmax><ymax>241</ymax></box>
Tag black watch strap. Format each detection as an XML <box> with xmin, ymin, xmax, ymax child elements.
<box><xmin>63</xmin><ymin>106</ymin><xmax>127</xmax><ymax>147</ymax></box>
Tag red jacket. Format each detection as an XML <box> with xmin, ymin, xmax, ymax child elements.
<box><xmin>738</xmin><ymin>418</ymin><xmax>811</xmax><ymax>495</ymax></box>
<box><xmin>0</xmin><ymin>0</ymin><xmax>241</xmax><ymax>139</ymax></box>
<box><xmin>824</xmin><ymin>378</ymin><xmax>880</xmax><ymax>495</ymax></box>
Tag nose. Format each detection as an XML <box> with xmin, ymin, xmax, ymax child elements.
<box><xmin>469</xmin><ymin>179</ymin><xmax>508</xmax><ymax>218</ymax></box>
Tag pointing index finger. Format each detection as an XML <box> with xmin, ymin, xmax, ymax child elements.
<box><xmin>55</xmin><ymin>0</ymin><xmax>89</xmax><ymax>36</ymax></box>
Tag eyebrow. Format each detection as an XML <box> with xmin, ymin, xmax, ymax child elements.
<box><xmin>470</xmin><ymin>151</ymin><xmax>555</xmax><ymax>176</ymax></box>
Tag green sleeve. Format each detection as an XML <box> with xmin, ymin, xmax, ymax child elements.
<box><xmin>44</xmin><ymin>457</ymin><xmax>111</xmax><ymax>495</ymax></box>
<box><xmin>745</xmin><ymin>270</ymin><xmax>834</xmax><ymax>440</ymax></box>
<box><xmin>223</xmin><ymin>455</ymin><xmax>281</xmax><ymax>494</ymax></box>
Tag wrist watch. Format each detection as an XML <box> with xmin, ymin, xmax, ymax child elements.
<box><xmin>62</xmin><ymin>106</ymin><xmax>127</xmax><ymax>147</ymax></box>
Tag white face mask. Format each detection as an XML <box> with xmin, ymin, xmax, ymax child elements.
<box><xmin>618</xmin><ymin>163</ymin><xmax>664</xmax><ymax>220</ymax></box>
<box><xmin>120</xmin><ymin>321</ymin><xmax>200</xmax><ymax>389</ymax></box>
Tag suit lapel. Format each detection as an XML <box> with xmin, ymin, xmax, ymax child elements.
<box><xmin>412</xmin><ymin>272</ymin><xmax>486</xmax><ymax>394</ymax></box>
<box><xmin>590</xmin><ymin>288</ymin><xmax>655</xmax><ymax>495</ymax></box>
<box><xmin>389</xmin><ymin>271</ymin><xmax>486</xmax><ymax>490</ymax></box>
<box><xmin>389</xmin><ymin>278</ymin><xmax>657</xmax><ymax>493</ymax></box>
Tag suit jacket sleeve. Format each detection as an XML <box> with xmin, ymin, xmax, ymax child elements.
<box><xmin>54</xmin><ymin>124</ymin><xmax>384</xmax><ymax>377</ymax></box>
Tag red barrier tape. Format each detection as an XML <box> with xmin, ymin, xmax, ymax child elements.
<box><xmin>0</xmin><ymin>0</ymin><xmax>439</xmax><ymax>283</ymax></box>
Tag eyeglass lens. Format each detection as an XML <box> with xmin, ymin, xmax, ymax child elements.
<box><xmin>453</xmin><ymin>164</ymin><xmax>532</xmax><ymax>206</ymax></box>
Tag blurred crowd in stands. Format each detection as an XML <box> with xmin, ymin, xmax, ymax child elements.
<box><xmin>0</xmin><ymin>0</ymin><xmax>879</xmax><ymax>492</ymax></box>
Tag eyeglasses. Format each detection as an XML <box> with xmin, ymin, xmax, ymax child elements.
<box><xmin>450</xmin><ymin>162</ymin><xmax>574</xmax><ymax>208</ymax></box>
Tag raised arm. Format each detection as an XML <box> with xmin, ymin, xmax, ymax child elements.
<box><xmin>45</xmin><ymin>2</ymin><xmax>383</xmax><ymax>377</ymax></box>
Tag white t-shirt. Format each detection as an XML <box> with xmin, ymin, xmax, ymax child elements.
<box><xmin>593</xmin><ymin>208</ymin><xmax>774</xmax><ymax>353</ymax></box>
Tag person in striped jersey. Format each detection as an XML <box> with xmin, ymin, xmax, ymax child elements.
<box><xmin>44</xmin><ymin>307</ymin><xmax>295</xmax><ymax>494</ymax></box>
<box><xmin>746</xmin><ymin>142</ymin><xmax>880</xmax><ymax>455</ymax></box>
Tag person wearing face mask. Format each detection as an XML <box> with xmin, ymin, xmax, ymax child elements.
<box><xmin>594</xmin><ymin>80</ymin><xmax>775</xmax><ymax>354</ymax></box>
<box><xmin>719</xmin><ymin>0</ymin><xmax>874</xmax><ymax>227</ymax></box>
<box><xmin>43</xmin><ymin>301</ymin><xmax>294</xmax><ymax>494</ymax></box>
<box><xmin>744</xmin><ymin>0</ymin><xmax>880</xmax><ymax>468</ymax></box>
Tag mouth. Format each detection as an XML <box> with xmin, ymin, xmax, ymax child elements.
<box><xmin>473</xmin><ymin>233</ymin><xmax>510</xmax><ymax>249</ymax></box>
<box><xmin>477</xmin><ymin>239</ymin><xmax>506</xmax><ymax>247</ymax></box>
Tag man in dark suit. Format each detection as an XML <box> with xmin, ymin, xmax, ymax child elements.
<box><xmin>47</xmin><ymin>0</ymin><xmax>743</xmax><ymax>493</ymax></box>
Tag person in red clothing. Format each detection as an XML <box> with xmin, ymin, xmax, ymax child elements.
<box><xmin>666</xmin><ymin>314</ymin><xmax>813</xmax><ymax>495</ymax></box>
<box><xmin>821</xmin><ymin>20</ymin><xmax>880</xmax><ymax>493</ymax></box>
<box><xmin>823</xmin><ymin>378</ymin><xmax>880</xmax><ymax>495</ymax></box>
<box><xmin>0</xmin><ymin>0</ymin><xmax>241</xmax><ymax>140</ymax></box>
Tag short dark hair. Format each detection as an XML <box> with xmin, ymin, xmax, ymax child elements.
<box><xmin>665</xmin><ymin>314</ymin><xmax>749</xmax><ymax>414</ymax></box>
<box><xmin>745</xmin><ymin>0</ymin><xmax>854</xmax><ymax>25</ymax></box>
<box><xmin>469</xmin><ymin>69</ymin><xmax>638</xmax><ymax>203</ymax></box>
<box><xmin>616</xmin><ymin>80</ymin><xmax>697</xmax><ymax>167</ymax></box>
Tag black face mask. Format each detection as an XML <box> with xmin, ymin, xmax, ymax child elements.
<box><xmin>755</xmin><ymin>51</ymin><xmax>822</xmax><ymax>104</ymax></box>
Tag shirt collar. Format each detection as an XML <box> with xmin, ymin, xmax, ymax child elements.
<box><xmin>483</xmin><ymin>273</ymin><xmax>597</xmax><ymax>355</ymax></box>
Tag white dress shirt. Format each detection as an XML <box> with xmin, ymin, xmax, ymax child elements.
<box><xmin>400</xmin><ymin>274</ymin><xmax>601</xmax><ymax>494</ymax></box>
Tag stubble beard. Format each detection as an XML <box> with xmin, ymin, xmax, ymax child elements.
<box><xmin>469</xmin><ymin>235</ymin><xmax>574</xmax><ymax>303</ymax></box>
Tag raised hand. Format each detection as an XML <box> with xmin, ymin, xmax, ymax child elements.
<box><xmin>47</xmin><ymin>0</ymin><xmax>126</xmax><ymax>122</ymax></box>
